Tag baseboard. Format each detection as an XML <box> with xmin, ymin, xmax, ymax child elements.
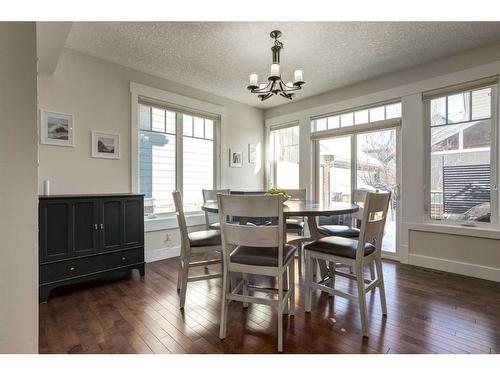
<box><xmin>145</xmin><ymin>246</ymin><xmax>180</xmax><ymax>263</ymax></box>
<box><xmin>408</xmin><ymin>253</ymin><xmax>500</xmax><ymax>283</ymax></box>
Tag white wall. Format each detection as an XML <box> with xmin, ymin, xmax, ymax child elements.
<box><xmin>38</xmin><ymin>48</ymin><xmax>265</xmax><ymax>194</ymax></box>
<box><xmin>38</xmin><ymin>48</ymin><xmax>265</xmax><ymax>262</ymax></box>
<box><xmin>265</xmin><ymin>42</ymin><xmax>500</xmax><ymax>282</ymax></box>
<box><xmin>0</xmin><ymin>22</ymin><xmax>39</xmax><ymax>353</ymax></box>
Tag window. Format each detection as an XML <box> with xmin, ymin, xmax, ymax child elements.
<box><xmin>427</xmin><ymin>85</ymin><xmax>495</xmax><ymax>224</ymax></box>
<box><xmin>270</xmin><ymin>125</ymin><xmax>300</xmax><ymax>189</ymax></box>
<box><xmin>139</xmin><ymin>103</ymin><xmax>216</xmax><ymax>214</ymax></box>
<box><xmin>311</xmin><ymin>102</ymin><xmax>401</xmax><ymax>132</ymax></box>
<box><xmin>314</xmin><ymin>102</ymin><xmax>401</xmax><ymax>253</ymax></box>
<box><xmin>182</xmin><ymin>115</ymin><xmax>214</xmax><ymax>212</ymax></box>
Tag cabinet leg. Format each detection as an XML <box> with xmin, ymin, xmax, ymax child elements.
<box><xmin>39</xmin><ymin>286</ymin><xmax>51</xmax><ymax>303</ymax></box>
<box><xmin>138</xmin><ymin>263</ymin><xmax>145</xmax><ymax>277</ymax></box>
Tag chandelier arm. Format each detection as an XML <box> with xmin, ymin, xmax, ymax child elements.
<box><xmin>251</xmin><ymin>80</ymin><xmax>273</xmax><ymax>93</ymax></box>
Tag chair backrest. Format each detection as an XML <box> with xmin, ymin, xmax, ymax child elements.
<box><xmin>217</xmin><ymin>194</ymin><xmax>286</xmax><ymax>268</ymax></box>
<box><xmin>172</xmin><ymin>191</ymin><xmax>190</xmax><ymax>249</ymax></box>
<box><xmin>286</xmin><ymin>188</ymin><xmax>306</xmax><ymax>201</ymax></box>
<box><xmin>357</xmin><ymin>191</ymin><xmax>391</xmax><ymax>259</ymax></box>
<box><xmin>202</xmin><ymin>189</ymin><xmax>230</xmax><ymax>229</ymax></box>
<box><xmin>202</xmin><ymin>189</ymin><xmax>230</xmax><ymax>202</ymax></box>
<box><xmin>351</xmin><ymin>189</ymin><xmax>368</xmax><ymax>221</ymax></box>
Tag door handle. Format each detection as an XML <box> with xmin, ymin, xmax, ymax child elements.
<box><xmin>100</xmin><ymin>223</ymin><xmax>104</xmax><ymax>230</ymax></box>
<box><xmin>94</xmin><ymin>224</ymin><xmax>99</xmax><ymax>230</ymax></box>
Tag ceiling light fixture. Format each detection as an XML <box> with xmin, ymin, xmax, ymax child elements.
<box><xmin>247</xmin><ymin>30</ymin><xmax>305</xmax><ymax>101</ymax></box>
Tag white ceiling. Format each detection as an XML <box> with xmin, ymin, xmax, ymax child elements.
<box><xmin>65</xmin><ymin>22</ymin><xmax>500</xmax><ymax>109</ymax></box>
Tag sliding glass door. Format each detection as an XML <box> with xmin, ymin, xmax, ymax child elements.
<box><xmin>317</xmin><ymin>127</ymin><xmax>400</xmax><ymax>257</ymax></box>
<box><xmin>356</xmin><ymin>129</ymin><xmax>398</xmax><ymax>254</ymax></box>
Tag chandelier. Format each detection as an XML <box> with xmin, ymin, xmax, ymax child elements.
<box><xmin>247</xmin><ymin>30</ymin><xmax>305</xmax><ymax>101</ymax></box>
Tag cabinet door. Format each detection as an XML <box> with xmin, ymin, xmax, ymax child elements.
<box><xmin>73</xmin><ymin>199</ymin><xmax>99</xmax><ymax>256</ymax></box>
<box><xmin>39</xmin><ymin>200</ymin><xmax>72</xmax><ymax>262</ymax></box>
<box><xmin>123</xmin><ymin>197</ymin><xmax>144</xmax><ymax>248</ymax></box>
<box><xmin>99</xmin><ymin>198</ymin><xmax>123</xmax><ymax>252</ymax></box>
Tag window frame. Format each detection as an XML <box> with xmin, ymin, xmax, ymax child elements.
<box><xmin>424</xmin><ymin>83</ymin><xmax>499</xmax><ymax>229</ymax></box>
<box><xmin>268</xmin><ymin>122</ymin><xmax>300</xmax><ymax>189</ymax></box>
<box><xmin>130</xmin><ymin>82</ymin><xmax>223</xmax><ymax>217</ymax></box>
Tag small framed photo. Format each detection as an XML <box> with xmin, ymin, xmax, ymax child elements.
<box><xmin>41</xmin><ymin>110</ymin><xmax>74</xmax><ymax>147</ymax></box>
<box><xmin>248</xmin><ymin>143</ymin><xmax>259</xmax><ymax>164</ymax></box>
<box><xmin>91</xmin><ymin>131</ymin><xmax>120</xmax><ymax>159</ymax></box>
<box><xmin>229</xmin><ymin>148</ymin><xmax>243</xmax><ymax>168</ymax></box>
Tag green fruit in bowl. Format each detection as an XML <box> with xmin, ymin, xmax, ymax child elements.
<box><xmin>266</xmin><ymin>188</ymin><xmax>288</xmax><ymax>196</ymax></box>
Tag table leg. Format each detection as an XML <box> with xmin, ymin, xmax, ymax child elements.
<box><xmin>306</xmin><ymin>216</ymin><xmax>329</xmax><ymax>279</ymax></box>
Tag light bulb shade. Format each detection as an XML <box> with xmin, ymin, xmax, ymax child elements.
<box><xmin>294</xmin><ymin>70</ymin><xmax>303</xmax><ymax>83</ymax></box>
<box><xmin>270</xmin><ymin>64</ymin><xmax>280</xmax><ymax>77</ymax></box>
<box><xmin>249</xmin><ymin>73</ymin><xmax>258</xmax><ymax>86</ymax></box>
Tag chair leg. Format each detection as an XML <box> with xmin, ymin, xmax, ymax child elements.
<box><xmin>328</xmin><ymin>261</ymin><xmax>336</xmax><ymax>289</ymax></box>
<box><xmin>179</xmin><ymin>257</ymin><xmax>190</xmax><ymax>309</ymax></box>
<box><xmin>242</xmin><ymin>273</ymin><xmax>249</xmax><ymax>308</ymax></box>
<box><xmin>375</xmin><ymin>256</ymin><xmax>387</xmax><ymax>316</ymax></box>
<box><xmin>283</xmin><ymin>268</ymin><xmax>289</xmax><ymax>315</ymax></box>
<box><xmin>278</xmin><ymin>270</ymin><xmax>284</xmax><ymax>352</ymax></box>
<box><xmin>176</xmin><ymin>255</ymin><xmax>183</xmax><ymax>291</ymax></box>
<box><xmin>204</xmin><ymin>251</ymin><xmax>209</xmax><ymax>271</ymax></box>
<box><xmin>355</xmin><ymin>262</ymin><xmax>369</xmax><ymax>337</ymax></box>
<box><xmin>304</xmin><ymin>250</ymin><xmax>313</xmax><ymax>313</ymax></box>
<box><xmin>369</xmin><ymin>261</ymin><xmax>376</xmax><ymax>281</ymax></box>
<box><xmin>289</xmin><ymin>259</ymin><xmax>295</xmax><ymax>316</ymax></box>
<box><xmin>219</xmin><ymin>269</ymin><xmax>230</xmax><ymax>339</ymax></box>
<box><xmin>297</xmin><ymin>241</ymin><xmax>303</xmax><ymax>275</ymax></box>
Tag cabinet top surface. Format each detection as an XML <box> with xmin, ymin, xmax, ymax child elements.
<box><xmin>39</xmin><ymin>193</ymin><xmax>144</xmax><ymax>199</ymax></box>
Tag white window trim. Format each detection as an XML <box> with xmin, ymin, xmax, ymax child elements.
<box><xmin>424</xmin><ymin>83</ymin><xmax>499</xmax><ymax>229</ymax></box>
<box><xmin>144</xmin><ymin>212</ymin><xmax>206</xmax><ymax>233</ymax></box>
<box><xmin>130</xmin><ymin>82</ymin><xmax>225</xmax><ymax>222</ymax></box>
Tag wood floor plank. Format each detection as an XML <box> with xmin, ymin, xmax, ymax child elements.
<box><xmin>39</xmin><ymin>257</ymin><xmax>500</xmax><ymax>354</ymax></box>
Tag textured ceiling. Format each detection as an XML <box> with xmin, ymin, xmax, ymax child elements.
<box><xmin>65</xmin><ymin>22</ymin><xmax>500</xmax><ymax>109</ymax></box>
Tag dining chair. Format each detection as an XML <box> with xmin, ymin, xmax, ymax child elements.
<box><xmin>217</xmin><ymin>193</ymin><xmax>296</xmax><ymax>352</ymax></box>
<box><xmin>316</xmin><ymin>190</ymin><xmax>375</xmax><ymax>278</ymax></box>
<box><xmin>304</xmin><ymin>191</ymin><xmax>390</xmax><ymax>337</ymax></box>
<box><xmin>202</xmin><ymin>189</ymin><xmax>230</xmax><ymax>230</ymax></box>
<box><xmin>172</xmin><ymin>191</ymin><xmax>222</xmax><ymax>309</ymax></box>
<box><xmin>284</xmin><ymin>189</ymin><xmax>307</xmax><ymax>274</ymax></box>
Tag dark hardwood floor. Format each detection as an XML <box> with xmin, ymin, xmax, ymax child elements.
<box><xmin>39</xmin><ymin>257</ymin><xmax>500</xmax><ymax>354</ymax></box>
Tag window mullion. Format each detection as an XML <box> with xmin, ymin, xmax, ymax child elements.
<box><xmin>176</xmin><ymin>113</ymin><xmax>183</xmax><ymax>194</ymax></box>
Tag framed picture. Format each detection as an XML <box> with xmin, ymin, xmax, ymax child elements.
<box><xmin>248</xmin><ymin>143</ymin><xmax>259</xmax><ymax>164</ymax></box>
<box><xmin>41</xmin><ymin>110</ymin><xmax>74</xmax><ymax>147</ymax></box>
<box><xmin>91</xmin><ymin>131</ymin><xmax>120</xmax><ymax>159</ymax></box>
<box><xmin>229</xmin><ymin>148</ymin><xmax>243</xmax><ymax>168</ymax></box>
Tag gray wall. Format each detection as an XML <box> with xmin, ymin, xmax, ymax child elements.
<box><xmin>0</xmin><ymin>22</ymin><xmax>39</xmax><ymax>353</ymax></box>
<box><xmin>38</xmin><ymin>48</ymin><xmax>265</xmax><ymax>195</ymax></box>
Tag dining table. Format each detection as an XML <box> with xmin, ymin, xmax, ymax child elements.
<box><xmin>201</xmin><ymin>198</ymin><xmax>359</xmax><ymax>278</ymax></box>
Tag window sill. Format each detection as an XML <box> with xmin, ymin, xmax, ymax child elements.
<box><xmin>144</xmin><ymin>212</ymin><xmax>206</xmax><ymax>232</ymax></box>
<box><xmin>406</xmin><ymin>222</ymin><xmax>500</xmax><ymax>240</ymax></box>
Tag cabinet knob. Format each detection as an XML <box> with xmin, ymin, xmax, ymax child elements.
<box><xmin>121</xmin><ymin>256</ymin><xmax>127</xmax><ymax>261</ymax></box>
<box><xmin>100</xmin><ymin>223</ymin><xmax>104</xmax><ymax>230</ymax></box>
<box><xmin>69</xmin><ymin>266</ymin><xmax>75</xmax><ymax>271</ymax></box>
<box><xmin>94</xmin><ymin>224</ymin><xmax>99</xmax><ymax>230</ymax></box>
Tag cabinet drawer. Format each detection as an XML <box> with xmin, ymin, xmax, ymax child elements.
<box><xmin>40</xmin><ymin>248</ymin><xmax>144</xmax><ymax>284</ymax></box>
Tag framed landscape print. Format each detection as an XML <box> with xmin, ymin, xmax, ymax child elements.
<box><xmin>41</xmin><ymin>111</ymin><xmax>74</xmax><ymax>147</ymax></box>
<box><xmin>229</xmin><ymin>148</ymin><xmax>243</xmax><ymax>167</ymax></box>
<box><xmin>91</xmin><ymin>131</ymin><xmax>120</xmax><ymax>159</ymax></box>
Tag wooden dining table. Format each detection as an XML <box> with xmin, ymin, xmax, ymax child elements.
<box><xmin>201</xmin><ymin>199</ymin><xmax>359</xmax><ymax>277</ymax></box>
